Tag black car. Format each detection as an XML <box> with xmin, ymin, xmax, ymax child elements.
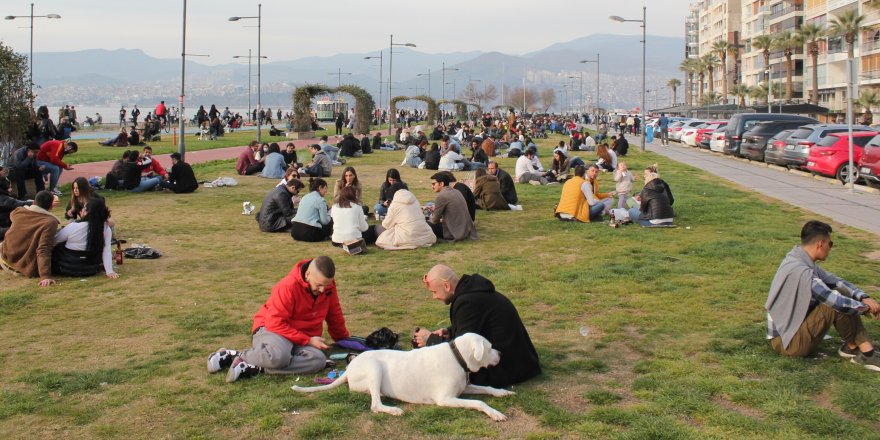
<box><xmin>740</xmin><ymin>121</ymin><xmax>816</xmax><ymax>162</ymax></box>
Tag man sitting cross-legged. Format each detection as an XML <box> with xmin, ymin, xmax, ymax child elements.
<box><xmin>426</xmin><ymin>172</ymin><xmax>478</xmax><ymax>243</ymax></box>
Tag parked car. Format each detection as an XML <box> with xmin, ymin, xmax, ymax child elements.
<box><xmin>670</xmin><ymin>120</ymin><xmax>706</xmax><ymax>142</ymax></box>
<box><xmin>740</xmin><ymin>120</ymin><xmax>816</xmax><ymax>162</ymax></box>
<box><xmin>764</xmin><ymin>129</ymin><xmax>797</xmax><ymax>166</ymax></box>
<box><xmin>709</xmin><ymin>129</ymin><xmax>727</xmax><ymax>152</ymax></box>
<box><xmin>781</xmin><ymin>124</ymin><xmax>874</xmax><ymax>169</ymax></box>
<box><xmin>686</xmin><ymin>122</ymin><xmax>727</xmax><ymax>148</ymax></box>
<box><xmin>859</xmin><ymin>134</ymin><xmax>880</xmax><ymax>189</ymax></box>
<box><xmin>806</xmin><ymin>132</ymin><xmax>875</xmax><ymax>183</ymax></box>
<box><xmin>723</xmin><ymin>113</ymin><xmax>818</xmax><ymax>156</ymax></box>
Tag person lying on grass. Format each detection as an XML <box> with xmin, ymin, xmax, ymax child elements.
<box><xmin>766</xmin><ymin>220</ymin><xmax>880</xmax><ymax>371</ymax></box>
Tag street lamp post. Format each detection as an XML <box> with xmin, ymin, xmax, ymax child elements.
<box><xmin>229</xmin><ymin>4</ymin><xmax>262</xmax><ymax>141</ymax></box>
<box><xmin>388</xmin><ymin>35</ymin><xmax>416</xmax><ymax>134</ymax></box>
<box><xmin>5</xmin><ymin>3</ymin><xmax>61</xmax><ymax>108</ymax></box>
<box><xmin>364</xmin><ymin>53</ymin><xmax>383</xmax><ymax>124</ymax></box>
<box><xmin>233</xmin><ymin>50</ymin><xmax>267</xmax><ymax>123</ymax></box>
<box><xmin>611</xmin><ymin>6</ymin><xmax>647</xmax><ymax>152</ymax></box>
<box><xmin>177</xmin><ymin>0</ymin><xmax>210</xmax><ymax>161</ymax></box>
<box><xmin>441</xmin><ymin>62</ymin><xmax>459</xmax><ymax>102</ymax></box>
<box><xmin>580</xmin><ymin>53</ymin><xmax>600</xmax><ymax>131</ymax></box>
<box><xmin>328</xmin><ymin>68</ymin><xmax>352</xmax><ymax>88</ymax></box>
<box><xmin>416</xmin><ymin>69</ymin><xmax>431</xmax><ymax>98</ymax></box>
<box><xmin>568</xmin><ymin>73</ymin><xmax>583</xmax><ymax>118</ymax></box>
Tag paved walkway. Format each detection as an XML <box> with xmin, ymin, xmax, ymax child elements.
<box><xmin>59</xmin><ymin>130</ymin><xmax>388</xmax><ymax>185</ymax></box>
<box><xmin>646</xmin><ymin>139</ymin><xmax>880</xmax><ymax>236</ymax></box>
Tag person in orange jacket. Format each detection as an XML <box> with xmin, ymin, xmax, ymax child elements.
<box><xmin>36</xmin><ymin>140</ymin><xmax>77</xmax><ymax>196</ymax></box>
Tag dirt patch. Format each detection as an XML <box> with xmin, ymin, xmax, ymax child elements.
<box><xmin>713</xmin><ymin>395</ymin><xmax>765</xmax><ymax>420</ymax></box>
<box><xmin>864</xmin><ymin>250</ymin><xmax>880</xmax><ymax>261</ymax></box>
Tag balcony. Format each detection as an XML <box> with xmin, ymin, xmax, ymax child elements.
<box><xmin>769</xmin><ymin>4</ymin><xmax>804</xmax><ymax>21</ymax></box>
<box><xmin>862</xmin><ymin>69</ymin><xmax>880</xmax><ymax>80</ymax></box>
<box><xmin>863</xmin><ymin>39</ymin><xmax>880</xmax><ymax>53</ymax></box>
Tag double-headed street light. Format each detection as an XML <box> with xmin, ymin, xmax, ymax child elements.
<box><xmin>5</xmin><ymin>3</ymin><xmax>61</xmax><ymax>108</ymax></box>
<box><xmin>611</xmin><ymin>7</ymin><xmax>647</xmax><ymax>152</ymax></box>
<box><xmin>364</xmin><ymin>53</ymin><xmax>383</xmax><ymax>123</ymax></box>
<box><xmin>441</xmin><ymin>62</ymin><xmax>459</xmax><ymax>102</ymax></box>
<box><xmin>229</xmin><ymin>4</ymin><xmax>262</xmax><ymax>141</ymax></box>
<box><xmin>579</xmin><ymin>53</ymin><xmax>600</xmax><ymax>131</ymax></box>
<box><xmin>388</xmin><ymin>35</ymin><xmax>416</xmax><ymax>134</ymax></box>
<box><xmin>568</xmin><ymin>73</ymin><xmax>583</xmax><ymax>116</ymax></box>
<box><xmin>233</xmin><ymin>50</ymin><xmax>267</xmax><ymax>123</ymax></box>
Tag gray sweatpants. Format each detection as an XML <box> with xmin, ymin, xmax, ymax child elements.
<box><xmin>240</xmin><ymin>327</ymin><xmax>327</xmax><ymax>375</ymax></box>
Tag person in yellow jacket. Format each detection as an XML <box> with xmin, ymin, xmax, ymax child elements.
<box><xmin>555</xmin><ymin>165</ymin><xmax>614</xmax><ymax>222</ymax></box>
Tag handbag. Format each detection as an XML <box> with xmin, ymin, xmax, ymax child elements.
<box><xmin>342</xmin><ymin>238</ymin><xmax>366</xmax><ymax>255</ymax></box>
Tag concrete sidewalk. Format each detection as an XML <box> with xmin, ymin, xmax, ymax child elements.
<box><xmin>58</xmin><ymin>130</ymin><xmax>388</xmax><ymax>185</ymax></box>
<box><xmin>647</xmin><ymin>139</ymin><xmax>880</xmax><ymax>236</ymax></box>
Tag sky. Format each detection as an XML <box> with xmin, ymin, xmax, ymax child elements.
<box><xmin>1</xmin><ymin>0</ymin><xmax>692</xmax><ymax>65</ymax></box>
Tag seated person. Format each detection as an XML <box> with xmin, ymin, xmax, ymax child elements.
<box><xmin>554</xmin><ymin>165</ymin><xmax>592</xmax><ymax>222</ymax></box>
<box><xmin>301</xmin><ymin>144</ymin><xmax>332</xmax><ymax>178</ymax></box>
<box><xmin>360</xmin><ymin>133</ymin><xmax>373</xmax><ymax>154</ymax></box>
<box><xmin>514</xmin><ymin>147</ymin><xmax>549</xmax><ymax>185</ymax></box>
<box><xmin>580</xmin><ymin>134</ymin><xmax>597</xmax><ymax>151</ymax></box>
<box><xmin>318</xmin><ymin>135</ymin><xmax>339</xmax><ymax>162</ymax></box>
<box><xmin>161</xmin><ymin>153</ymin><xmax>200</xmax><ymax>194</ymax></box>
<box><xmin>472</xmin><ymin>168</ymin><xmax>510</xmax><ymax>211</ymax></box>
<box><xmin>374</xmin><ymin>169</ymin><xmax>407</xmax><ymax>217</ymax></box>
<box><xmin>438</xmin><ymin>148</ymin><xmax>465</xmax><ymax>171</ymax></box>
<box><xmin>330</xmin><ymin>186</ymin><xmax>378</xmax><ymax>246</ymax></box>
<box><xmin>100</xmin><ymin>127</ymin><xmax>130</xmax><ymax>147</ymax></box>
<box><xmin>468</xmin><ymin>140</ymin><xmax>489</xmax><ymax>170</ymax></box>
<box><xmin>550</xmin><ymin>149</ymin><xmax>586</xmax><ymax>181</ymax></box>
<box><xmin>140</xmin><ymin>146</ymin><xmax>167</xmax><ymax>180</ymax></box>
<box><xmin>290</xmin><ymin>178</ymin><xmax>332</xmax><ymax>242</ymax></box>
<box><xmin>236</xmin><ymin>141</ymin><xmax>264</xmax><ymax>176</ymax></box>
<box><xmin>11</xmin><ymin>145</ymin><xmax>45</xmax><ymax>199</ymax></box>
<box><xmin>488</xmin><ymin>161</ymin><xmax>518</xmax><ymax>206</ymax></box>
<box><xmin>52</xmin><ymin>197</ymin><xmax>118</xmax><ymax>279</ymax></box>
<box><xmin>422</xmin><ymin>143</ymin><xmax>441</xmax><ymax>170</ymax></box>
<box><xmin>628</xmin><ymin>164</ymin><xmax>674</xmax><ymax>227</ymax></box>
<box><xmin>583</xmin><ymin>165</ymin><xmax>615</xmax><ymax>221</ymax></box>
<box><xmin>338</xmin><ymin>133</ymin><xmax>361</xmax><ymax>158</ymax></box>
<box><xmin>260</xmin><ymin>143</ymin><xmax>287</xmax><ymax>179</ymax></box>
<box><xmin>426</xmin><ymin>172</ymin><xmax>478</xmax><ymax>242</ymax></box>
<box><xmin>142</xmin><ymin>119</ymin><xmax>161</xmax><ymax>141</ymax></box>
<box><xmin>281</xmin><ymin>143</ymin><xmax>298</xmax><ymax>167</ymax></box>
<box><xmin>128</xmin><ymin>126</ymin><xmax>142</xmax><ymax>146</ymax></box>
<box><xmin>442</xmin><ymin>172</ymin><xmax>476</xmax><ymax>221</ymax></box>
<box><xmin>613</xmin><ymin>133</ymin><xmax>629</xmax><ymax>157</ymax></box>
<box><xmin>374</xmin><ymin>184</ymin><xmax>437</xmax><ymax>250</ymax></box>
<box><xmin>0</xmin><ymin>176</ymin><xmax>32</xmax><ymax>241</ymax></box>
<box><xmin>0</xmin><ymin>190</ymin><xmax>59</xmax><ymax>287</ymax></box>
<box><xmin>506</xmin><ymin>136</ymin><xmax>524</xmax><ymax>158</ymax></box>
<box><xmin>106</xmin><ymin>150</ymin><xmax>131</xmax><ymax>190</ymax></box>
<box><xmin>122</xmin><ymin>151</ymin><xmax>161</xmax><ymax>193</ymax></box>
<box><xmin>596</xmin><ymin>143</ymin><xmax>617</xmax><ymax>172</ymax></box>
<box><xmin>257</xmin><ymin>178</ymin><xmax>304</xmax><ymax>232</ymax></box>
<box><xmin>401</xmin><ymin>143</ymin><xmax>422</xmax><ymax>168</ymax></box>
<box><xmin>268</xmin><ymin>125</ymin><xmax>283</xmax><ymax>136</ymax></box>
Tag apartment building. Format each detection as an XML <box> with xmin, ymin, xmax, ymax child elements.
<box><xmin>691</xmin><ymin>0</ymin><xmax>743</xmax><ymax>102</ymax></box>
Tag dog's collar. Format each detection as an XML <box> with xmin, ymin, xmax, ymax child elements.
<box><xmin>448</xmin><ymin>340</ymin><xmax>470</xmax><ymax>373</ymax></box>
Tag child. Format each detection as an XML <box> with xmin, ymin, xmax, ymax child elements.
<box><xmin>613</xmin><ymin>161</ymin><xmax>637</xmax><ymax>209</ymax></box>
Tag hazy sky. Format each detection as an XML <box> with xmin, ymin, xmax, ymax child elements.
<box><xmin>2</xmin><ymin>0</ymin><xmax>692</xmax><ymax>64</ymax></box>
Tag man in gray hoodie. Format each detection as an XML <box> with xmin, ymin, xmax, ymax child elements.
<box><xmin>766</xmin><ymin>220</ymin><xmax>880</xmax><ymax>371</ymax></box>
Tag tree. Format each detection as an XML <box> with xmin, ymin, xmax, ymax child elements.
<box><xmin>696</xmin><ymin>58</ymin><xmax>707</xmax><ymax>104</ymax></box>
<box><xmin>680</xmin><ymin>58</ymin><xmax>700</xmax><ymax>107</ymax></box>
<box><xmin>731</xmin><ymin>84</ymin><xmax>750</xmax><ymax>107</ymax></box>
<box><xmin>749</xmin><ymin>84</ymin><xmax>769</xmax><ymax>105</ymax></box>
<box><xmin>752</xmin><ymin>34</ymin><xmax>774</xmax><ymax>88</ymax></box>
<box><xmin>699</xmin><ymin>91</ymin><xmax>721</xmax><ymax>106</ymax></box>
<box><xmin>667</xmin><ymin>78</ymin><xmax>681</xmax><ymax>106</ymax></box>
<box><xmin>701</xmin><ymin>54</ymin><xmax>719</xmax><ymax>95</ymax></box>
<box><xmin>460</xmin><ymin>83</ymin><xmax>498</xmax><ymax>109</ymax></box>
<box><xmin>711</xmin><ymin>40</ymin><xmax>731</xmax><ymax>104</ymax></box>
<box><xmin>0</xmin><ymin>42</ymin><xmax>33</xmax><ymax>167</ymax></box>
<box><xmin>856</xmin><ymin>90</ymin><xmax>880</xmax><ymax>124</ymax></box>
<box><xmin>509</xmin><ymin>86</ymin><xmax>538</xmax><ymax>113</ymax></box>
<box><xmin>829</xmin><ymin>9</ymin><xmax>867</xmax><ymax>59</ymax></box>
<box><xmin>772</xmin><ymin>30</ymin><xmax>800</xmax><ymax>101</ymax></box>
<box><xmin>798</xmin><ymin>23</ymin><xmax>825</xmax><ymax>104</ymax></box>
<box><xmin>539</xmin><ymin>88</ymin><xmax>556</xmax><ymax>113</ymax></box>
<box><xmin>481</xmin><ymin>85</ymin><xmax>499</xmax><ymax>107</ymax></box>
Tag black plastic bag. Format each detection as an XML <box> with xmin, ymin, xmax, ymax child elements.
<box><xmin>365</xmin><ymin>327</ymin><xmax>399</xmax><ymax>349</ymax></box>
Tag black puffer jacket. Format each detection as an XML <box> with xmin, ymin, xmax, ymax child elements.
<box><xmin>256</xmin><ymin>185</ymin><xmax>296</xmax><ymax>232</ymax></box>
<box><xmin>0</xmin><ymin>187</ymin><xmax>31</xmax><ymax>228</ymax></box>
<box><xmin>637</xmin><ymin>178</ymin><xmax>675</xmax><ymax>220</ymax></box>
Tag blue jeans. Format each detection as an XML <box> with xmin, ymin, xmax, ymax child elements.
<box><xmin>628</xmin><ymin>208</ymin><xmax>660</xmax><ymax>226</ymax></box>
<box><xmin>37</xmin><ymin>160</ymin><xmax>61</xmax><ymax>190</ymax></box>
<box><xmin>374</xmin><ymin>203</ymin><xmax>388</xmax><ymax>217</ymax></box>
<box><xmin>589</xmin><ymin>203</ymin><xmax>606</xmax><ymax>221</ymax></box>
<box><xmin>131</xmin><ymin>176</ymin><xmax>161</xmax><ymax>193</ymax></box>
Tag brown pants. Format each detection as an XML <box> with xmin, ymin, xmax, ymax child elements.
<box><xmin>771</xmin><ymin>304</ymin><xmax>870</xmax><ymax>357</ymax></box>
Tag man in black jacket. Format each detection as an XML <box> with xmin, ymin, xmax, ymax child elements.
<box><xmin>487</xmin><ymin>161</ymin><xmax>518</xmax><ymax>206</ymax></box>
<box><xmin>11</xmin><ymin>145</ymin><xmax>46</xmax><ymax>199</ymax></box>
<box><xmin>413</xmin><ymin>264</ymin><xmax>541</xmax><ymax>388</ymax></box>
<box><xmin>161</xmin><ymin>153</ymin><xmax>199</xmax><ymax>194</ymax></box>
<box><xmin>255</xmin><ymin>178</ymin><xmax>303</xmax><ymax>232</ymax></box>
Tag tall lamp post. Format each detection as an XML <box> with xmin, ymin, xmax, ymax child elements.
<box><xmin>568</xmin><ymin>73</ymin><xmax>583</xmax><ymax>116</ymax></box>
<box><xmin>416</xmin><ymin>69</ymin><xmax>431</xmax><ymax>98</ymax></box>
<box><xmin>580</xmin><ymin>53</ymin><xmax>600</xmax><ymax>131</ymax></box>
<box><xmin>233</xmin><ymin>50</ymin><xmax>267</xmax><ymax>123</ymax></box>
<box><xmin>611</xmin><ymin>7</ymin><xmax>646</xmax><ymax>152</ymax></box>
<box><xmin>441</xmin><ymin>62</ymin><xmax>459</xmax><ymax>102</ymax></box>
<box><xmin>229</xmin><ymin>4</ymin><xmax>262</xmax><ymax>141</ymax></box>
<box><xmin>5</xmin><ymin>3</ymin><xmax>61</xmax><ymax>108</ymax></box>
<box><xmin>177</xmin><ymin>0</ymin><xmax>209</xmax><ymax>161</ymax></box>
<box><xmin>364</xmin><ymin>53</ymin><xmax>383</xmax><ymax>124</ymax></box>
<box><xmin>389</xmin><ymin>35</ymin><xmax>416</xmax><ymax>134</ymax></box>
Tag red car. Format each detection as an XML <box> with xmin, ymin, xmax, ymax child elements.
<box><xmin>806</xmin><ymin>131</ymin><xmax>875</xmax><ymax>183</ymax></box>
<box><xmin>695</xmin><ymin>122</ymin><xmax>728</xmax><ymax>149</ymax></box>
<box><xmin>859</xmin><ymin>134</ymin><xmax>880</xmax><ymax>189</ymax></box>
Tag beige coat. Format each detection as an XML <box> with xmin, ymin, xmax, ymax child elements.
<box><xmin>375</xmin><ymin>190</ymin><xmax>437</xmax><ymax>250</ymax></box>
<box><xmin>0</xmin><ymin>206</ymin><xmax>59</xmax><ymax>278</ymax></box>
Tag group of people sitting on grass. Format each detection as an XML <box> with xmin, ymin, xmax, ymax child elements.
<box><xmin>0</xmin><ymin>180</ymin><xmax>119</xmax><ymax>287</ymax></box>
<box><xmin>236</xmin><ymin>135</ymin><xmax>377</xmax><ymax>181</ymax></box>
<box><xmin>105</xmin><ymin>146</ymin><xmax>198</xmax><ymax>194</ymax></box>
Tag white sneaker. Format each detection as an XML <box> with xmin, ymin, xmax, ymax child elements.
<box><xmin>529</xmin><ymin>180</ymin><xmax>541</xmax><ymax>186</ymax></box>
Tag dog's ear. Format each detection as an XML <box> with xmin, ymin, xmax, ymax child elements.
<box><xmin>471</xmin><ymin>334</ymin><xmax>488</xmax><ymax>362</ymax></box>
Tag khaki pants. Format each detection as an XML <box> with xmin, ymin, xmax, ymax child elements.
<box><xmin>771</xmin><ymin>304</ymin><xmax>870</xmax><ymax>357</ymax></box>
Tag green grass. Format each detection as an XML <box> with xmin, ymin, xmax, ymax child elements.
<box><xmin>1</xmin><ymin>131</ymin><xmax>879</xmax><ymax>439</ymax></box>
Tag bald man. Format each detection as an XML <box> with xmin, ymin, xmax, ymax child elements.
<box><xmin>414</xmin><ymin>264</ymin><xmax>541</xmax><ymax>388</ymax></box>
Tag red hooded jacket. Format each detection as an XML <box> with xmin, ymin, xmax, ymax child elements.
<box><xmin>37</xmin><ymin>140</ymin><xmax>69</xmax><ymax>169</ymax></box>
<box><xmin>251</xmin><ymin>259</ymin><xmax>350</xmax><ymax>346</ymax></box>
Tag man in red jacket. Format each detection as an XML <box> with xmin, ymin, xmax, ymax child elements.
<box><xmin>36</xmin><ymin>140</ymin><xmax>77</xmax><ymax>196</ymax></box>
<box><xmin>208</xmin><ymin>256</ymin><xmax>350</xmax><ymax>382</ymax></box>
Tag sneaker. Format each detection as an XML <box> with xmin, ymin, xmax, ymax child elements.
<box><xmin>226</xmin><ymin>355</ymin><xmax>262</xmax><ymax>382</ymax></box>
<box><xmin>51</xmin><ymin>188</ymin><xmax>63</xmax><ymax>196</ymax></box>
<box><xmin>529</xmin><ymin>180</ymin><xmax>542</xmax><ymax>186</ymax></box>
<box><xmin>547</xmin><ymin>181</ymin><xmax>560</xmax><ymax>185</ymax></box>
<box><xmin>838</xmin><ymin>343</ymin><xmax>859</xmax><ymax>359</ymax></box>
<box><xmin>851</xmin><ymin>352</ymin><xmax>880</xmax><ymax>372</ymax></box>
<box><xmin>207</xmin><ymin>348</ymin><xmax>239</xmax><ymax>373</ymax></box>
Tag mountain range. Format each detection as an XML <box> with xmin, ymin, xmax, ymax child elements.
<box><xmin>30</xmin><ymin>33</ymin><xmax>686</xmax><ymax>111</ymax></box>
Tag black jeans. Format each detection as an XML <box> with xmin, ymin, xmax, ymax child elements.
<box><xmin>291</xmin><ymin>221</ymin><xmax>332</xmax><ymax>242</ymax></box>
<box><xmin>13</xmin><ymin>166</ymin><xmax>45</xmax><ymax>199</ymax></box>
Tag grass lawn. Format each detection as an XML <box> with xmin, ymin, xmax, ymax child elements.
<box><xmin>1</xmin><ymin>133</ymin><xmax>879</xmax><ymax>439</ymax></box>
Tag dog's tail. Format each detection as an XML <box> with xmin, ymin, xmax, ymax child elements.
<box><xmin>291</xmin><ymin>373</ymin><xmax>348</xmax><ymax>393</ymax></box>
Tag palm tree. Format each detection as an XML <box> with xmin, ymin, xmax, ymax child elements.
<box><xmin>749</xmin><ymin>84</ymin><xmax>769</xmax><ymax>105</ymax></box>
<box><xmin>798</xmin><ymin>23</ymin><xmax>825</xmax><ymax>104</ymax></box>
<box><xmin>856</xmin><ymin>90</ymin><xmax>880</xmax><ymax>125</ymax></box>
<box><xmin>829</xmin><ymin>9</ymin><xmax>867</xmax><ymax>59</ymax></box>
<box><xmin>731</xmin><ymin>84</ymin><xmax>750</xmax><ymax>107</ymax></box>
<box><xmin>680</xmin><ymin>58</ymin><xmax>700</xmax><ymax>107</ymax></box>
<box><xmin>696</xmin><ymin>58</ymin><xmax>707</xmax><ymax>104</ymax></box>
<box><xmin>667</xmin><ymin>78</ymin><xmax>681</xmax><ymax>106</ymax></box>
<box><xmin>772</xmin><ymin>30</ymin><xmax>801</xmax><ymax>101</ymax></box>
<box><xmin>699</xmin><ymin>91</ymin><xmax>721</xmax><ymax>106</ymax></box>
<box><xmin>701</xmin><ymin>54</ymin><xmax>719</xmax><ymax>95</ymax></box>
<box><xmin>752</xmin><ymin>34</ymin><xmax>774</xmax><ymax>91</ymax></box>
<box><xmin>712</xmin><ymin>40</ymin><xmax>731</xmax><ymax>104</ymax></box>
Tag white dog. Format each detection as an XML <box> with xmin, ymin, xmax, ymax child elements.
<box><xmin>292</xmin><ymin>333</ymin><xmax>514</xmax><ymax>421</ymax></box>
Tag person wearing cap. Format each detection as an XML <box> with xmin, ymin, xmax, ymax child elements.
<box><xmin>161</xmin><ymin>153</ymin><xmax>199</xmax><ymax>194</ymax></box>
<box><xmin>514</xmin><ymin>147</ymin><xmax>548</xmax><ymax>185</ymax></box>
<box><xmin>207</xmin><ymin>256</ymin><xmax>351</xmax><ymax>382</ymax></box>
